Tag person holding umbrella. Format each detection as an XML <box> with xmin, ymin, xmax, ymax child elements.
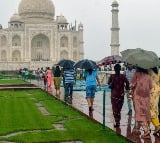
<box><xmin>74</xmin><ymin>59</ymin><xmax>100</xmax><ymax>112</ymax></box>
<box><xmin>84</xmin><ymin>66</ymin><xmax>101</xmax><ymax>113</ymax></box>
<box><xmin>130</xmin><ymin>67</ymin><xmax>152</xmax><ymax>138</ymax></box>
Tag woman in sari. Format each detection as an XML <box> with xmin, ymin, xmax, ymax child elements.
<box><xmin>45</xmin><ymin>67</ymin><xmax>53</xmax><ymax>92</ymax></box>
<box><xmin>130</xmin><ymin>67</ymin><xmax>152</xmax><ymax>138</ymax></box>
<box><xmin>149</xmin><ymin>67</ymin><xmax>160</xmax><ymax>135</ymax></box>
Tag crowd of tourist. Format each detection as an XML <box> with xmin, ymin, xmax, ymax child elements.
<box><xmin>18</xmin><ymin>62</ymin><xmax>160</xmax><ymax>138</ymax></box>
<box><xmin>108</xmin><ymin>63</ymin><xmax>160</xmax><ymax>138</ymax></box>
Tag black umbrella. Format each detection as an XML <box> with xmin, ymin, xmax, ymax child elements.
<box><xmin>57</xmin><ymin>59</ymin><xmax>75</xmax><ymax>69</ymax></box>
<box><xmin>74</xmin><ymin>59</ymin><xmax>97</xmax><ymax>70</ymax></box>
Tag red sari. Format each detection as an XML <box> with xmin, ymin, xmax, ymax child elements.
<box><xmin>130</xmin><ymin>72</ymin><xmax>152</xmax><ymax>122</ymax></box>
<box><xmin>45</xmin><ymin>69</ymin><xmax>53</xmax><ymax>92</ymax></box>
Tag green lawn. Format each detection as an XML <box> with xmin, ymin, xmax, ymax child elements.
<box><xmin>0</xmin><ymin>79</ymin><xmax>28</xmax><ymax>85</ymax></box>
<box><xmin>0</xmin><ymin>89</ymin><xmax>128</xmax><ymax>143</ymax></box>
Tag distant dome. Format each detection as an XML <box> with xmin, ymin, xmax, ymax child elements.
<box><xmin>10</xmin><ymin>13</ymin><xmax>21</xmax><ymax>22</ymax></box>
<box><xmin>56</xmin><ymin>15</ymin><xmax>67</xmax><ymax>23</ymax></box>
<box><xmin>18</xmin><ymin>0</ymin><xmax>55</xmax><ymax>19</ymax></box>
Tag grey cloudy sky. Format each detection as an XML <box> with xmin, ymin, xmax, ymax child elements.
<box><xmin>0</xmin><ymin>0</ymin><xmax>160</xmax><ymax>61</ymax></box>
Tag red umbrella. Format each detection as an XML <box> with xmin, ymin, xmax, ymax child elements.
<box><xmin>98</xmin><ymin>55</ymin><xmax>122</xmax><ymax>65</ymax></box>
<box><xmin>98</xmin><ymin>63</ymin><xmax>104</xmax><ymax>67</ymax></box>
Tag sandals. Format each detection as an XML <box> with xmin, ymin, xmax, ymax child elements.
<box><xmin>89</xmin><ymin>106</ymin><xmax>94</xmax><ymax>112</ymax></box>
<box><xmin>132</xmin><ymin>128</ymin><xmax>141</xmax><ymax>135</ymax></box>
<box><xmin>153</xmin><ymin>127</ymin><xmax>160</xmax><ymax>135</ymax></box>
<box><xmin>114</xmin><ymin>123</ymin><xmax>120</xmax><ymax>128</ymax></box>
<box><xmin>141</xmin><ymin>131</ymin><xmax>150</xmax><ymax>139</ymax></box>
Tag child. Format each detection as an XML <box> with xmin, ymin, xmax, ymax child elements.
<box><xmin>42</xmin><ymin>73</ymin><xmax>47</xmax><ymax>90</ymax></box>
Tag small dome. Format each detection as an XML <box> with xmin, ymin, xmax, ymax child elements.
<box><xmin>78</xmin><ymin>22</ymin><xmax>83</xmax><ymax>30</ymax></box>
<box><xmin>78</xmin><ymin>22</ymin><xmax>83</xmax><ymax>27</ymax></box>
<box><xmin>112</xmin><ymin>0</ymin><xmax>118</xmax><ymax>6</ymax></box>
<box><xmin>10</xmin><ymin>13</ymin><xmax>21</xmax><ymax>22</ymax></box>
<box><xmin>56</xmin><ymin>15</ymin><xmax>67</xmax><ymax>23</ymax></box>
<box><xmin>18</xmin><ymin>0</ymin><xmax>55</xmax><ymax>20</ymax></box>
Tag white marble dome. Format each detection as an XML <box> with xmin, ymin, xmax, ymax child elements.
<box><xmin>18</xmin><ymin>0</ymin><xmax>55</xmax><ymax>19</ymax></box>
<box><xmin>56</xmin><ymin>15</ymin><xmax>67</xmax><ymax>23</ymax></box>
<box><xmin>10</xmin><ymin>13</ymin><xmax>21</xmax><ymax>22</ymax></box>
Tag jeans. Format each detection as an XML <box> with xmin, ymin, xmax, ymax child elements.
<box><xmin>127</xmin><ymin>97</ymin><xmax>132</xmax><ymax>111</ymax></box>
<box><xmin>64</xmin><ymin>83</ymin><xmax>74</xmax><ymax>98</ymax></box>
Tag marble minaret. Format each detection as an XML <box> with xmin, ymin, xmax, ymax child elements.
<box><xmin>110</xmin><ymin>0</ymin><xmax>120</xmax><ymax>56</ymax></box>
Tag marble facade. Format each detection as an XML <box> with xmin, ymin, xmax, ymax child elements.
<box><xmin>0</xmin><ymin>0</ymin><xmax>84</xmax><ymax>71</ymax></box>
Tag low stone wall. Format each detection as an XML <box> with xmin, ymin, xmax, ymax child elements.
<box><xmin>98</xmin><ymin>71</ymin><xmax>124</xmax><ymax>85</ymax></box>
<box><xmin>98</xmin><ymin>71</ymin><xmax>110</xmax><ymax>85</ymax></box>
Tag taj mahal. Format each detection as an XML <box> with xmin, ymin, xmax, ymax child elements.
<box><xmin>0</xmin><ymin>0</ymin><xmax>120</xmax><ymax>71</ymax></box>
<box><xmin>0</xmin><ymin>0</ymin><xmax>84</xmax><ymax>71</ymax></box>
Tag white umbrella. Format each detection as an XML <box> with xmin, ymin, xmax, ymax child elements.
<box><xmin>121</xmin><ymin>48</ymin><xmax>160</xmax><ymax>69</ymax></box>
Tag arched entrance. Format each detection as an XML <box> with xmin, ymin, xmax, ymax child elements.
<box><xmin>31</xmin><ymin>34</ymin><xmax>50</xmax><ymax>61</ymax></box>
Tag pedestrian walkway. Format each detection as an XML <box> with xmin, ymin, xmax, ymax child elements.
<box><xmin>63</xmin><ymin>91</ymin><xmax>160</xmax><ymax>143</ymax></box>
<box><xmin>29</xmin><ymin>80</ymin><xmax>160</xmax><ymax>143</ymax></box>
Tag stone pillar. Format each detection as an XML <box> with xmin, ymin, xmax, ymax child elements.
<box><xmin>110</xmin><ymin>0</ymin><xmax>120</xmax><ymax>56</ymax></box>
